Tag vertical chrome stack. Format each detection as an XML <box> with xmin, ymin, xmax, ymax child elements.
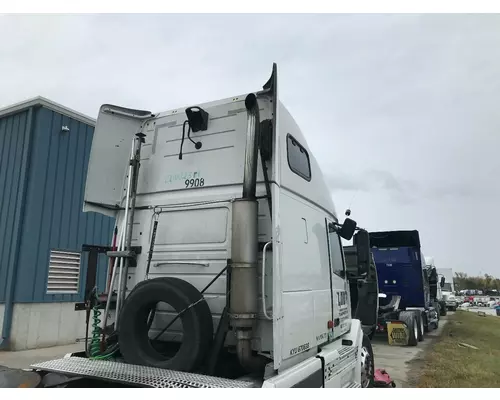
<box><xmin>229</xmin><ymin>93</ymin><xmax>267</xmax><ymax>371</ymax></box>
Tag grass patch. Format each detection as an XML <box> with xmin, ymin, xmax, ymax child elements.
<box><xmin>417</xmin><ymin>310</ymin><xmax>500</xmax><ymax>388</ymax></box>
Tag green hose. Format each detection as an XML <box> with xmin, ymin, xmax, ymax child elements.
<box><xmin>89</xmin><ymin>295</ymin><xmax>119</xmax><ymax>360</ymax></box>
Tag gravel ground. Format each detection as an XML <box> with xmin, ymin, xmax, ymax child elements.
<box><xmin>371</xmin><ymin>313</ymin><xmax>451</xmax><ymax>388</ymax></box>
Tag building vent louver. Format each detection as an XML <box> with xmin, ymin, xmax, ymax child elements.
<box><xmin>46</xmin><ymin>250</ymin><xmax>81</xmax><ymax>294</ymax></box>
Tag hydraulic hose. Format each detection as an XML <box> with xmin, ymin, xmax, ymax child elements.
<box><xmin>88</xmin><ymin>291</ymin><xmax>119</xmax><ymax>361</ymax></box>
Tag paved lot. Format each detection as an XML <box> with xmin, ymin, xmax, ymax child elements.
<box><xmin>0</xmin><ymin>342</ymin><xmax>84</xmax><ymax>369</ymax></box>
<box><xmin>372</xmin><ymin>314</ymin><xmax>450</xmax><ymax>388</ymax></box>
<box><xmin>0</xmin><ymin>315</ymin><xmax>454</xmax><ymax>386</ymax></box>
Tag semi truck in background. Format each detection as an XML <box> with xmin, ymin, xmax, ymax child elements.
<box><xmin>437</xmin><ymin>267</ymin><xmax>458</xmax><ymax>311</ymax></box>
<box><xmin>1</xmin><ymin>64</ymin><xmax>377</xmax><ymax>388</ymax></box>
<box><xmin>437</xmin><ymin>268</ymin><xmax>455</xmax><ymax>293</ymax></box>
<box><xmin>369</xmin><ymin>230</ymin><xmax>441</xmax><ymax>346</ymax></box>
<box><xmin>425</xmin><ymin>257</ymin><xmax>447</xmax><ymax>316</ymax></box>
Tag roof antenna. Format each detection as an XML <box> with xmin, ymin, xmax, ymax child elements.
<box><xmin>345</xmin><ymin>189</ymin><xmax>359</xmax><ymax>217</ymax></box>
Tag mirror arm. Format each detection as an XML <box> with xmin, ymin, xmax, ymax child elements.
<box><xmin>329</xmin><ymin>218</ymin><xmax>357</xmax><ymax>240</ymax></box>
<box><xmin>328</xmin><ymin>221</ymin><xmax>341</xmax><ymax>233</ymax></box>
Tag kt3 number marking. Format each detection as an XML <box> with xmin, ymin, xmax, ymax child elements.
<box><xmin>185</xmin><ymin>178</ymin><xmax>205</xmax><ymax>188</ymax></box>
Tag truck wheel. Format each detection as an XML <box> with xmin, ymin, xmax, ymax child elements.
<box><xmin>360</xmin><ymin>333</ymin><xmax>375</xmax><ymax>388</ymax></box>
<box><xmin>118</xmin><ymin>277</ymin><xmax>213</xmax><ymax>372</ymax></box>
<box><xmin>422</xmin><ymin>312</ymin><xmax>430</xmax><ymax>333</ymax></box>
<box><xmin>431</xmin><ymin>302</ymin><xmax>440</xmax><ymax>321</ymax></box>
<box><xmin>440</xmin><ymin>304</ymin><xmax>447</xmax><ymax>317</ymax></box>
<box><xmin>399</xmin><ymin>311</ymin><xmax>418</xmax><ymax>346</ymax></box>
<box><xmin>414</xmin><ymin>311</ymin><xmax>424</xmax><ymax>342</ymax></box>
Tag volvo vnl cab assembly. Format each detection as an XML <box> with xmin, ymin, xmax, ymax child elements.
<box><xmin>16</xmin><ymin>64</ymin><xmax>374</xmax><ymax>388</ymax></box>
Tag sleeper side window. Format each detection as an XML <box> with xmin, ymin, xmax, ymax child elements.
<box><xmin>287</xmin><ymin>134</ymin><xmax>311</xmax><ymax>181</ymax></box>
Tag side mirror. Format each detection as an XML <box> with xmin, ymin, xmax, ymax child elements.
<box><xmin>440</xmin><ymin>276</ymin><xmax>445</xmax><ymax>288</ymax></box>
<box><xmin>336</xmin><ymin>218</ymin><xmax>357</xmax><ymax>241</ymax></box>
<box><xmin>353</xmin><ymin>230</ymin><xmax>370</xmax><ymax>274</ymax></box>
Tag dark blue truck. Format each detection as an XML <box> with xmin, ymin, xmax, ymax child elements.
<box><xmin>368</xmin><ymin>230</ymin><xmax>441</xmax><ymax>346</ymax></box>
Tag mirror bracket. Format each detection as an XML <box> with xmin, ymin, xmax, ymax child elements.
<box><xmin>329</xmin><ymin>218</ymin><xmax>357</xmax><ymax>241</ymax></box>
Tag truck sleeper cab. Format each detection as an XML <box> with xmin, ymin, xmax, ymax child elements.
<box><xmin>27</xmin><ymin>64</ymin><xmax>373</xmax><ymax>388</ymax></box>
<box><xmin>369</xmin><ymin>230</ymin><xmax>439</xmax><ymax>346</ymax></box>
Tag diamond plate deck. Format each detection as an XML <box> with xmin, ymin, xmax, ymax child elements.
<box><xmin>31</xmin><ymin>357</ymin><xmax>258</xmax><ymax>388</ymax></box>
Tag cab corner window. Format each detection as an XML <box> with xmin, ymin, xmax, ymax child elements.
<box><xmin>328</xmin><ymin>230</ymin><xmax>345</xmax><ymax>278</ymax></box>
<box><xmin>286</xmin><ymin>134</ymin><xmax>311</xmax><ymax>181</ymax></box>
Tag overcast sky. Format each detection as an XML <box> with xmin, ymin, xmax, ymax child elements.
<box><xmin>1</xmin><ymin>14</ymin><xmax>499</xmax><ymax>276</ymax></box>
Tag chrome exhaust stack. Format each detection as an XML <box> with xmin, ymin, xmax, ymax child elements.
<box><xmin>241</xmin><ymin>94</ymin><xmax>259</xmax><ymax>200</ymax></box>
<box><xmin>229</xmin><ymin>93</ymin><xmax>267</xmax><ymax>371</ymax></box>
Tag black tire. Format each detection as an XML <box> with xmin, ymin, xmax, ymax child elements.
<box><xmin>360</xmin><ymin>333</ymin><xmax>375</xmax><ymax>388</ymax></box>
<box><xmin>414</xmin><ymin>311</ymin><xmax>424</xmax><ymax>342</ymax></box>
<box><xmin>433</xmin><ymin>302</ymin><xmax>441</xmax><ymax>320</ymax></box>
<box><xmin>440</xmin><ymin>303</ymin><xmax>447</xmax><ymax>316</ymax></box>
<box><xmin>433</xmin><ymin>307</ymin><xmax>440</xmax><ymax>329</ymax></box>
<box><xmin>118</xmin><ymin>277</ymin><xmax>213</xmax><ymax>372</ymax></box>
<box><xmin>399</xmin><ymin>311</ymin><xmax>418</xmax><ymax>346</ymax></box>
<box><xmin>423</xmin><ymin>312</ymin><xmax>430</xmax><ymax>333</ymax></box>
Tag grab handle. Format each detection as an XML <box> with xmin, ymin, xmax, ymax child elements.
<box><xmin>262</xmin><ymin>240</ymin><xmax>273</xmax><ymax>320</ymax></box>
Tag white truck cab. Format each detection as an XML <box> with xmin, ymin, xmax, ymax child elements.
<box><xmin>29</xmin><ymin>64</ymin><xmax>373</xmax><ymax>388</ymax></box>
<box><xmin>441</xmin><ymin>291</ymin><xmax>458</xmax><ymax>311</ymax></box>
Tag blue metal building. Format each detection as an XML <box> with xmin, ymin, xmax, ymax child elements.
<box><xmin>0</xmin><ymin>97</ymin><xmax>114</xmax><ymax>351</ymax></box>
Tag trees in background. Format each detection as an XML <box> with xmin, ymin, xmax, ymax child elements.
<box><xmin>453</xmin><ymin>272</ymin><xmax>500</xmax><ymax>292</ymax></box>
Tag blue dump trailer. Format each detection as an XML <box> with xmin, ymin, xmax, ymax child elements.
<box><xmin>369</xmin><ymin>230</ymin><xmax>441</xmax><ymax>346</ymax></box>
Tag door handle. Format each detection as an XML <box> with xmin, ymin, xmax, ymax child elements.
<box><xmin>302</xmin><ymin>218</ymin><xmax>308</xmax><ymax>244</ymax></box>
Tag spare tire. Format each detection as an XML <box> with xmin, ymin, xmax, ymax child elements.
<box><xmin>118</xmin><ymin>277</ymin><xmax>213</xmax><ymax>372</ymax></box>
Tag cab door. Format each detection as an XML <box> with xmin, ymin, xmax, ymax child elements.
<box><xmin>326</xmin><ymin>219</ymin><xmax>351</xmax><ymax>340</ymax></box>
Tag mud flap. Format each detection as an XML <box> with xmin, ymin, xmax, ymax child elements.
<box><xmin>386</xmin><ymin>321</ymin><xmax>409</xmax><ymax>346</ymax></box>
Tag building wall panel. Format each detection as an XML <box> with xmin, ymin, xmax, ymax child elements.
<box><xmin>10</xmin><ymin>106</ymin><xmax>114</xmax><ymax>303</ymax></box>
<box><xmin>0</xmin><ymin>111</ymin><xmax>30</xmax><ymax>303</ymax></box>
<box><xmin>8</xmin><ymin>303</ymin><xmax>87</xmax><ymax>350</ymax></box>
